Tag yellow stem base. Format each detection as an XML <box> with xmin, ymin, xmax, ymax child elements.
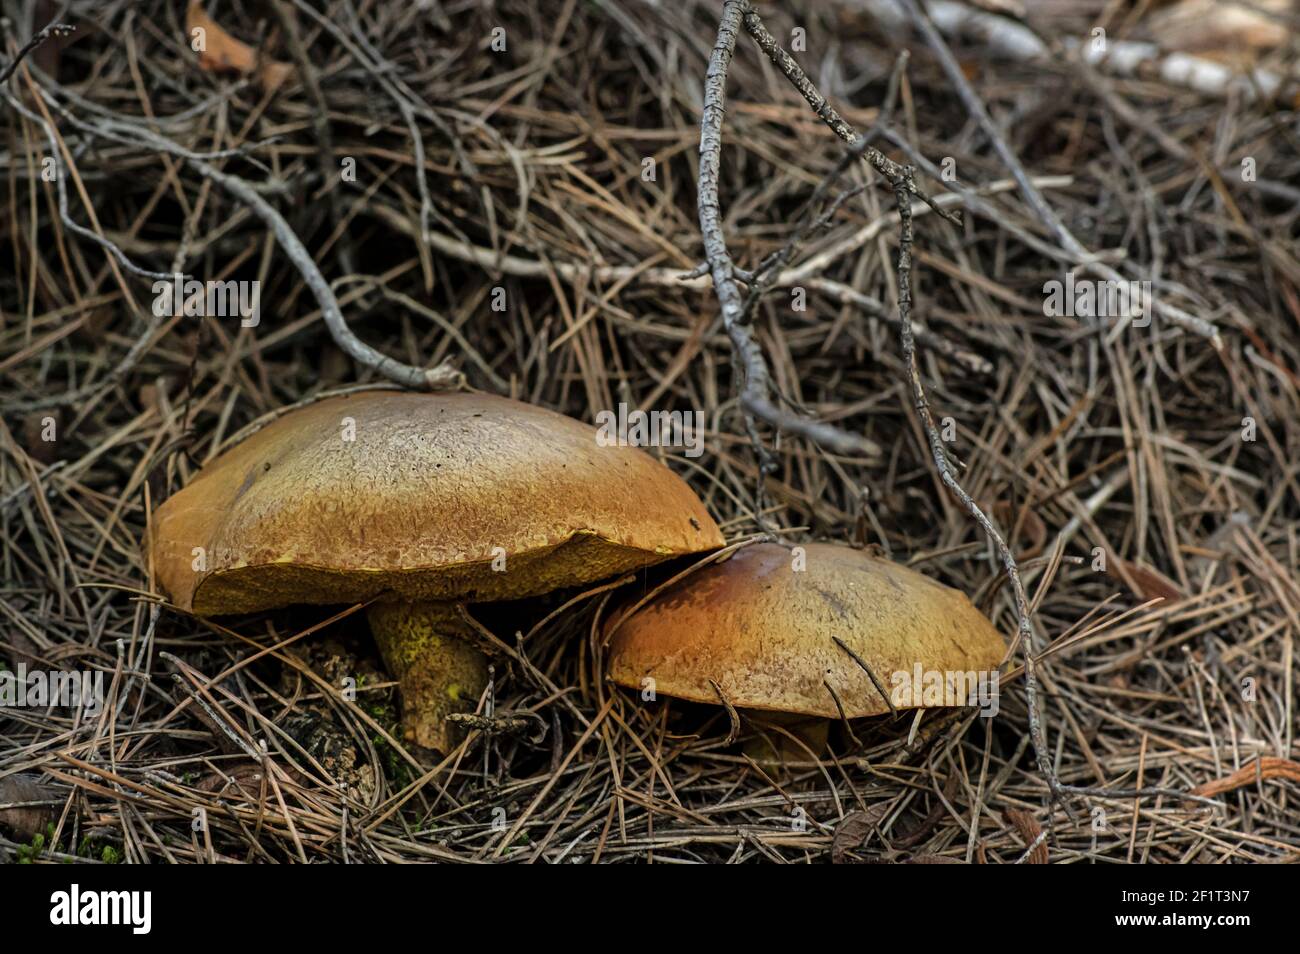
<box><xmin>368</xmin><ymin>599</ymin><xmax>488</xmax><ymax>753</ymax></box>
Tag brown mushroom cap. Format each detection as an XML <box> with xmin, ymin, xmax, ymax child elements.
<box><xmin>606</xmin><ymin>542</ymin><xmax>1007</xmax><ymax>718</ymax></box>
<box><xmin>150</xmin><ymin>390</ymin><xmax>724</xmax><ymax>615</ymax></box>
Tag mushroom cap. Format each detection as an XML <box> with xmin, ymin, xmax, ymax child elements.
<box><xmin>606</xmin><ymin>542</ymin><xmax>1007</xmax><ymax>718</ymax></box>
<box><xmin>150</xmin><ymin>390</ymin><xmax>724</xmax><ymax>615</ymax></box>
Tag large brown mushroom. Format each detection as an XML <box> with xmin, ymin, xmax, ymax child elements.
<box><xmin>606</xmin><ymin>541</ymin><xmax>1006</xmax><ymax>757</ymax></box>
<box><xmin>150</xmin><ymin>389</ymin><xmax>724</xmax><ymax>751</ymax></box>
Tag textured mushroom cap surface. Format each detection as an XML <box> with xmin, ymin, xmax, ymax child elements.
<box><xmin>606</xmin><ymin>542</ymin><xmax>1006</xmax><ymax>718</ymax></box>
<box><xmin>150</xmin><ymin>390</ymin><xmax>724</xmax><ymax>614</ymax></box>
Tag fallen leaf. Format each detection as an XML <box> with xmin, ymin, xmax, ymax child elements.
<box><xmin>185</xmin><ymin>1</ymin><xmax>292</xmax><ymax>92</ymax></box>
<box><xmin>832</xmin><ymin>802</ymin><xmax>890</xmax><ymax>863</ymax></box>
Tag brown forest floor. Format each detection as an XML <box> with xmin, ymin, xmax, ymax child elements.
<box><xmin>1</xmin><ymin>0</ymin><xmax>1299</xmax><ymax>863</ymax></box>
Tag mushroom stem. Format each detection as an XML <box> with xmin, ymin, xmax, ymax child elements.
<box><xmin>367</xmin><ymin>599</ymin><xmax>488</xmax><ymax>753</ymax></box>
<box><xmin>742</xmin><ymin>710</ymin><xmax>830</xmax><ymax>766</ymax></box>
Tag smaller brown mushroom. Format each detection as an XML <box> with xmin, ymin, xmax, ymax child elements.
<box><xmin>605</xmin><ymin>542</ymin><xmax>1007</xmax><ymax>760</ymax></box>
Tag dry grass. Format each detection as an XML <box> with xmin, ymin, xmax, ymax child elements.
<box><xmin>1</xmin><ymin>0</ymin><xmax>1298</xmax><ymax>863</ymax></box>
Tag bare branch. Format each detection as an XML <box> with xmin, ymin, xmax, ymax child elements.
<box><xmin>697</xmin><ymin>0</ymin><xmax>879</xmax><ymax>463</ymax></box>
<box><xmin>191</xmin><ymin>161</ymin><xmax>459</xmax><ymax>391</ymax></box>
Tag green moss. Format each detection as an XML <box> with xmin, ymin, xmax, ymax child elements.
<box><xmin>16</xmin><ymin>824</ymin><xmax>54</xmax><ymax>863</ymax></box>
<box><xmin>74</xmin><ymin>834</ymin><xmax>122</xmax><ymax>864</ymax></box>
